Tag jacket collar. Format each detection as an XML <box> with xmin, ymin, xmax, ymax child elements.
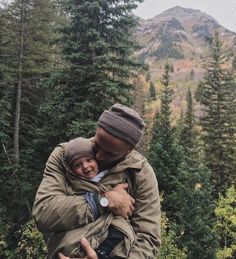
<box><xmin>109</xmin><ymin>150</ymin><xmax>145</xmax><ymax>173</ymax></box>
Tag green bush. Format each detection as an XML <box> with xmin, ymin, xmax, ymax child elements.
<box><xmin>15</xmin><ymin>220</ymin><xmax>47</xmax><ymax>259</ymax></box>
<box><xmin>0</xmin><ymin>210</ymin><xmax>14</xmax><ymax>259</ymax></box>
<box><xmin>157</xmin><ymin>214</ymin><xmax>187</xmax><ymax>259</ymax></box>
<box><xmin>214</xmin><ymin>186</ymin><xmax>236</xmax><ymax>259</ymax></box>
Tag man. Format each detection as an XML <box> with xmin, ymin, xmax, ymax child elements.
<box><xmin>33</xmin><ymin>104</ymin><xmax>161</xmax><ymax>258</ymax></box>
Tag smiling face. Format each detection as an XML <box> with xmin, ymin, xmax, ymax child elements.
<box><xmin>72</xmin><ymin>156</ymin><xmax>98</xmax><ymax>179</ymax></box>
<box><xmin>93</xmin><ymin>127</ymin><xmax>133</xmax><ymax>169</ymax></box>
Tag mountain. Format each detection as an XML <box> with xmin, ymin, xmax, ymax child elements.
<box><xmin>135</xmin><ymin>6</ymin><xmax>236</xmax><ymax>82</ymax></box>
<box><xmin>133</xmin><ymin>6</ymin><xmax>236</xmax><ymax>126</ymax></box>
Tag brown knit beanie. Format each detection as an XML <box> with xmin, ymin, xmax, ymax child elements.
<box><xmin>97</xmin><ymin>103</ymin><xmax>145</xmax><ymax>146</ymax></box>
<box><xmin>64</xmin><ymin>137</ymin><xmax>95</xmax><ymax>167</ymax></box>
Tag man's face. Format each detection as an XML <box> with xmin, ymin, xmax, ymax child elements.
<box><xmin>93</xmin><ymin>127</ymin><xmax>133</xmax><ymax>169</ymax></box>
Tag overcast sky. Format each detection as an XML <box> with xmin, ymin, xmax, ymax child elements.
<box><xmin>134</xmin><ymin>0</ymin><xmax>236</xmax><ymax>33</ymax></box>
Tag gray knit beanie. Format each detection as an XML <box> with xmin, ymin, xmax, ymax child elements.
<box><xmin>64</xmin><ymin>137</ymin><xmax>95</xmax><ymax>167</ymax></box>
<box><xmin>97</xmin><ymin>103</ymin><xmax>145</xmax><ymax>146</ymax></box>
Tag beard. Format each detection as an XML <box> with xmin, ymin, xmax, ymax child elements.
<box><xmin>98</xmin><ymin>156</ymin><xmax>126</xmax><ymax>170</ymax></box>
<box><xmin>98</xmin><ymin>160</ymin><xmax>111</xmax><ymax>170</ymax></box>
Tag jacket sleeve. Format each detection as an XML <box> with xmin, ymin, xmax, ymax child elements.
<box><xmin>32</xmin><ymin>145</ymin><xmax>94</xmax><ymax>233</ymax></box>
<box><xmin>128</xmin><ymin>162</ymin><xmax>161</xmax><ymax>259</ymax></box>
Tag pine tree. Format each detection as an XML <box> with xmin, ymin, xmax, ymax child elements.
<box><xmin>0</xmin><ymin>0</ymin><xmax>57</xmax><ymax>162</ymax></box>
<box><xmin>146</xmin><ymin>69</ymin><xmax>151</xmax><ymax>81</ymax></box>
<box><xmin>149</xmin><ymin>81</ymin><xmax>157</xmax><ymax>100</ymax></box>
<box><xmin>232</xmin><ymin>56</ymin><xmax>236</xmax><ymax>71</ymax></box>
<box><xmin>196</xmin><ymin>33</ymin><xmax>236</xmax><ymax>195</ymax></box>
<box><xmin>177</xmin><ymin>89</ymin><xmax>219</xmax><ymax>258</ymax></box>
<box><xmin>38</xmin><ymin>0</ymin><xmax>143</xmax><ymax>147</ymax></box>
<box><xmin>0</xmin><ymin>7</ymin><xmax>11</xmax><ymax>153</ymax></box>
<box><xmin>174</xmin><ymin>162</ymin><xmax>219</xmax><ymax>259</ymax></box>
<box><xmin>189</xmin><ymin>69</ymin><xmax>195</xmax><ymax>80</ymax></box>
<box><xmin>148</xmin><ymin>64</ymin><xmax>183</xmax><ymax>217</ymax></box>
<box><xmin>0</xmin><ymin>3</ymin><xmax>14</xmax><ymax>162</ymax></box>
<box><xmin>179</xmin><ymin>88</ymin><xmax>195</xmax><ymax>150</ymax></box>
<box><xmin>0</xmin><ymin>1</ymin><xmax>58</xmax><ymax>248</ymax></box>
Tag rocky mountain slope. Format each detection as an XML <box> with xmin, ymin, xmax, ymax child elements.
<box><xmin>135</xmin><ymin>6</ymin><xmax>236</xmax><ymax>82</ymax></box>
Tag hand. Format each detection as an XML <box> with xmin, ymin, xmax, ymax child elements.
<box><xmin>80</xmin><ymin>237</ymin><xmax>98</xmax><ymax>259</ymax></box>
<box><xmin>106</xmin><ymin>183</ymin><xmax>135</xmax><ymax>219</ymax></box>
<box><xmin>58</xmin><ymin>238</ymin><xmax>98</xmax><ymax>259</ymax></box>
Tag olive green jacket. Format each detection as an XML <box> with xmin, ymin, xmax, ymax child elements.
<box><xmin>32</xmin><ymin>142</ymin><xmax>161</xmax><ymax>258</ymax></box>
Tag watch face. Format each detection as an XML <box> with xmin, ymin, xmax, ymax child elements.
<box><xmin>100</xmin><ymin>196</ymin><xmax>109</xmax><ymax>207</ymax></box>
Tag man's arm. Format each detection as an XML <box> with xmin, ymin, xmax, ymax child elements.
<box><xmin>32</xmin><ymin>145</ymin><xmax>95</xmax><ymax>233</ymax></box>
<box><xmin>128</xmin><ymin>162</ymin><xmax>161</xmax><ymax>259</ymax></box>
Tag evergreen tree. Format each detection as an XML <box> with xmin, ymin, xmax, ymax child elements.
<box><xmin>0</xmin><ymin>3</ymin><xmax>14</xmax><ymax>161</ymax></box>
<box><xmin>177</xmin><ymin>89</ymin><xmax>219</xmax><ymax>258</ymax></box>
<box><xmin>189</xmin><ymin>69</ymin><xmax>195</xmax><ymax>80</ymax></box>
<box><xmin>38</xmin><ymin>0</ymin><xmax>143</xmax><ymax>149</ymax></box>
<box><xmin>174</xmin><ymin>162</ymin><xmax>219</xmax><ymax>259</ymax></box>
<box><xmin>149</xmin><ymin>81</ymin><xmax>157</xmax><ymax>100</ymax></box>
<box><xmin>0</xmin><ymin>0</ymin><xmax>57</xmax><ymax>252</ymax></box>
<box><xmin>232</xmin><ymin>55</ymin><xmax>236</xmax><ymax>71</ymax></box>
<box><xmin>195</xmin><ymin>33</ymin><xmax>236</xmax><ymax>195</ymax></box>
<box><xmin>0</xmin><ymin>0</ymin><xmax>57</xmax><ymax>163</ymax></box>
<box><xmin>146</xmin><ymin>68</ymin><xmax>151</xmax><ymax>81</ymax></box>
<box><xmin>148</xmin><ymin>64</ymin><xmax>183</xmax><ymax>218</ymax></box>
<box><xmin>179</xmin><ymin>88</ymin><xmax>194</xmax><ymax>150</ymax></box>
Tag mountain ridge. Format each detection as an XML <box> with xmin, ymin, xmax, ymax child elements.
<box><xmin>134</xmin><ymin>6</ymin><xmax>236</xmax><ymax>119</ymax></box>
<box><xmin>135</xmin><ymin>6</ymin><xmax>236</xmax><ymax>82</ymax></box>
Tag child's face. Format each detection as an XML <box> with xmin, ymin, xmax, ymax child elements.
<box><xmin>72</xmin><ymin>156</ymin><xmax>98</xmax><ymax>179</ymax></box>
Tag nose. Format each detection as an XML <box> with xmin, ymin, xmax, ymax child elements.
<box><xmin>96</xmin><ymin>150</ymin><xmax>105</xmax><ymax>161</ymax></box>
<box><xmin>82</xmin><ymin>161</ymin><xmax>89</xmax><ymax>170</ymax></box>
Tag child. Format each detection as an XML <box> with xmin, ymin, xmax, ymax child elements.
<box><xmin>47</xmin><ymin>137</ymin><xmax>135</xmax><ymax>259</ymax></box>
<box><xmin>66</xmin><ymin>137</ymin><xmax>127</xmax><ymax>258</ymax></box>
<box><xmin>65</xmin><ymin>137</ymin><xmax>105</xmax><ymax>182</ymax></box>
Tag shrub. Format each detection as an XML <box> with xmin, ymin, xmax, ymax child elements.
<box><xmin>15</xmin><ymin>220</ymin><xmax>47</xmax><ymax>259</ymax></box>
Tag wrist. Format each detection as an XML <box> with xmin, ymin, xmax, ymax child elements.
<box><xmin>104</xmin><ymin>191</ymin><xmax>115</xmax><ymax>209</ymax></box>
<box><xmin>99</xmin><ymin>191</ymin><xmax>109</xmax><ymax>208</ymax></box>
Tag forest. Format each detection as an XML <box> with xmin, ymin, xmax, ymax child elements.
<box><xmin>0</xmin><ymin>0</ymin><xmax>235</xmax><ymax>258</ymax></box>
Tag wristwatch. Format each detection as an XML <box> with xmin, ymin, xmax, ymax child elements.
<box><xmin>99</xmin><ymin>192</ymin><xmax>109</xmax><ymax>208</ymax></box>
